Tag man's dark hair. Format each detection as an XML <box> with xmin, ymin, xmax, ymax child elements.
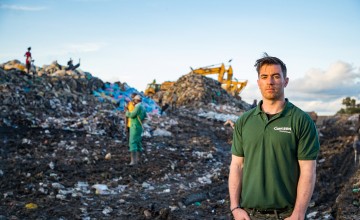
<box><xmin>254</xmin><ymin>52</ymin><xmax>287</xmax><ymax>78</ymax></box>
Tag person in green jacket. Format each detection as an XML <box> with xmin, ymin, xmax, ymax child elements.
<box><xmin>125</xmin><ymin>95</ymin><xmax>147</xmax><ymax>165</ymax></box>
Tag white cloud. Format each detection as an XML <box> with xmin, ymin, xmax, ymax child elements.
<box><xmin>0</xmin><ymin>4</ymin><xmax>47</xmax><ymax>11</ymax></box>
<box><xmin>287</xmin><ymin>61</ymin><xmax>360</xmax><ymax>115</ymax></box>
<box><xmin>288</xmin><ymin>61</ymin><xmax>360</xmax><ymax>100</ymax></box>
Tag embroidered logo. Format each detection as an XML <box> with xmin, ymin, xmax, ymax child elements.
<box><xmin>274</xmin><ymin>126</ymin><xmax>292</xmax><ymax>133</ymax></box>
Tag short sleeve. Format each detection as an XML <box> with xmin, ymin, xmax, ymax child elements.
<box><xmin>231</xmin><ymin>117</ymin><xmax>245</xmax><ymax>156</ymax></box>
<box><xmin>297</xmin><ymin>116</ymin><xmax>320</xmax><ymax>160</ymax></box>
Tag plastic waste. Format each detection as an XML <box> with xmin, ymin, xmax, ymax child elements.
<box><xmin>102</xmin><ymin>206</ymin><xmax>113</xmax><ymax>215</ymax></box>
<box><xmin>92</xmin><ymin>184</ymin><xmax>110</xmax><ymax>195</ymax></box>
<box><xmin>25</xmin><ymin>203</ymin><xmax>38</xmax><ymax>209</ymax></box>
<box><xmin>105</xmin><ymin>153</ymin><xmax>111</xmax><ymax>160</ymax></box>
<box><xmin>94</xmin><ymin>83</ymin><xmax>160</xmax><ymax>114</ymax></box>
<box><xmin>153</xmin><ymin>128</ymin><xmax>172</xmax><ymax>137</ymax></box>
<box><xmin>48</xmin><ymin>161</ymin><xmax>55</xmax><ymax>170</ymax></box>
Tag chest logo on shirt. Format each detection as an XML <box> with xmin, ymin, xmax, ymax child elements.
<box><xmin>274</xmin><ymin>127</ymin><xmax>292</xmax><ymax>133</ymax></box>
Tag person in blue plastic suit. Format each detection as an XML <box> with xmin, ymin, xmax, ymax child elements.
<box><xmin>125</xmin><ymin>95</ymin><xmax>147</xmax><ymax>165</ymax></box>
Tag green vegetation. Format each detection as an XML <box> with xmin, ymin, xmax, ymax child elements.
<box><xmin>337</xmin><ymin>97</ymin><xmax>360</xmax><ymax>114</ymax></box>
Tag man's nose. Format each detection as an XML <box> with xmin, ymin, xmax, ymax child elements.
<box><xmin>266</xmin><ymin>77</ymin><xmax>274</xmax><ymax>84</ymax></box>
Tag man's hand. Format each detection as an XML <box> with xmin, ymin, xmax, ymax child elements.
<box><xmin>224</xmin><ymin>119</ymin><xmax>235</xmax><ymax>129</ymax></box>
<box><xmin>232</xmin><ymin>208</ymin><xmax>251</xmax><ymax>220</ymax></box>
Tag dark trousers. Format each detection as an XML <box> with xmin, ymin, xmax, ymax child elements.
<box><xmin>26</xmin><ymin>63</ymin><xmax>31</xmax><ymax>73</ymax></box>
<box><xmin>160</xmin><ymin>103</ymin><xmax>169</xmax><ymax>115</ymax></box>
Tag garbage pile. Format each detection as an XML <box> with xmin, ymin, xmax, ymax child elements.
<box><xmin>153</xmin><ymin>73</ymin><xmax>250</xmax><ymax>110</ymax></box>
<box><xmin>2</xmin><ymin>59</ymin><xmax>87</xmax><ymax>78</ymax></box>
<box><xmin>0</xmin><ymin>65</ymin><xmax>126</xmax><ymax>137</ymax></box>
<box><xmin>0</xmin><ymin>61</ymin><xmax>238</xmax><ymax>219</ymax></box>
<box><xmin>0</xmin><ymin>60</ymin><xmax>246</xmax><ymax>138</ymax></box>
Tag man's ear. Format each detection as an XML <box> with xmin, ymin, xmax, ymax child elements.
<box><xmin>284</xmin><ymin>77</ymin><xmax>289</xmax><ymax>87</ymax></box>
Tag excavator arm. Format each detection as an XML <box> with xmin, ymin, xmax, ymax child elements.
<box><xmin>191</xmin><ymin>63</ymin><xmax>226</xmax><ymax>83</ymax></box>
<box><xmin>192</xmin><ymin>62</ymin><xmax>247</xmax><ymax>98</ymax></box>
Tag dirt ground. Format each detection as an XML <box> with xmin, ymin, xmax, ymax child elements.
<box><xmin>1</xmin><ymin>111</ymin><xmax>360</xmax><ymax>220</ymax></box>
<box><xmin>0</xmin><ymin>68</ymin><xmax>360</xmax><ymax>219</ymax></box>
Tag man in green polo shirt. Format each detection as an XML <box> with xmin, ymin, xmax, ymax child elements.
<box><xmin>229</xmin><ymin>53</ymin><xmax>320</xmax><ymax>220</ymax></box>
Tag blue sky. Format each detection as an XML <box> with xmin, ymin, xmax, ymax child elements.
<box><xmin>1</xmin><ymin>0</ymin><xmax>360</xmax><ymax>115</ymax></box>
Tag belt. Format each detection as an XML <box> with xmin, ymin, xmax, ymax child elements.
<box><xmin>244</xmin><ymin>207</ymin><xmax>291</xmax><ymax>218</ymax></box>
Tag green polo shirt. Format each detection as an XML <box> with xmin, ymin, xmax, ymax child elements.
<box><xmin>231</xmin><ymin>99</ymin><xmax>319</xmax><ymax>209</ymax></box>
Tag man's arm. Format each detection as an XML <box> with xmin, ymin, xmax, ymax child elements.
<box><xmin>287</xmin><ymin>160</ymin><xmax>316</xmax><ymax>220</ymax></box>
<box><xmin>229</xmin><ymin>155</ymin><xmax>250</xmax><ymax>220</ymax></box>
<box><xmin>126</xmin><ymin>104</ymin><xmax>139</xmax><ymax>118</ymax></box>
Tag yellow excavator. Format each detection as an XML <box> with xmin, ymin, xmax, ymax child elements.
<box><xmin>144</xmin><ymin>80</ymin><xmax>174</xmax><ymax>97</ymax></box>
<box><xmin>190</xmin><ymin>63</ymin><xmax>227</xmax><ymax>83</ymax></box>
<box><xmin>191</xmin><ymin>62</ymin><xmax>247</xmax><ymax>97</ymax></box>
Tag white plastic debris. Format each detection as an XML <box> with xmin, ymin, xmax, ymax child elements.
<box><xmin>307</xmin><ymin>211</ymin><xmax>318</xmax><ymax>218</ymax></box>
<box><xmin>142</xmin><ymin>182</ymin><xmax>151</xmax><ymax>188</ymax></box>
<box><xmin>142</xmin><ymin>130</ymin><xmax>152</xmax><ymax>137</ymax></box>
<box><xmin>92</xmin><ymin>184</ymin><xmax>110</xmax><ymax>195</ymax></box>
<box><xmin>21</xmin><ymin>138</ymin><xmax>31</xmax><ymax>144</ymax></box>
<box><xmin>153</xmin><ymin>128</ymin><xmax>172</xmax><ymax>137</ymax></box>
<box><xmin>198</xmin><ymin>176</ymin><xmax>212</xmax><ymax>184</ymax></box>
<box><xmin>169</xmin><ymin>119</ymin><xmax>178</xmax><ymax>126</ymax></box>
<box><xmin>193</xmin><ymin>151</ymin><xmax>213</xmax><ymax>159</ymax></box>
<box><xmin>48</xmin><ymin>161</ymin><xmax>55</xmax><ymax>170</ymax></box>
<box><xmin>169</xmin><ymin>206</ymin><xmax>178</xmax><ymax>211</ymax></box>
<box><xmin>197</xmin><ymin>111</ymin><xmax>239</xmax><ymax>122</ymax></box>
<box><xmin>56</xmin><ymin>194</ymin><xmax>67</xmax><ymax>200</ymax></box>
<box><xmin>318</xmin><ymin>158</ymin><xmax>326</xmax><ymax>163</ymax></box>
<box><xmin>81</xmin><ymin>148</ymin><xmax>89</xmax><ymax>155</ymax></box>
<box><xmin>102</xmin><ymin>206</ymin><xmax>113</xmax><ymax>215</ymax></box>
<box><xmin>51</xmin><ymin>183</ymin><xmax>65</xmax><ymax>189</ymax></box>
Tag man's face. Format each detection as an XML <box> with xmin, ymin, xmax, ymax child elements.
<box><xmin>257</xmin><ymin>64</ymin><xmax>288</xmax><ymax>101</ymax></box>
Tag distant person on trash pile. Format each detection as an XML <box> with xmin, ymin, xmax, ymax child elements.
<box><xmin>125</xmin><ymin>95</ymin><xmax>147</xmax><ymax>166</ymax></box>
<box><xmin>353</xmin><ymin>114</ymin><xmax>360</xmax><ymax>165</ymax></box>
<box><xmin>229</xmin><ymin>53</ymin><xmax>320</xmax><ymax>220</ymax></box>
<box><xmin>66</xmin><ymin>58</ymin><xmax>81</xmax><ymax>71</ymax></box>
<box><xmin>170</xmin><ymin>92</ymin><xmax>177</xmax><ymax>111</ymax></box>
<box><xmin>160</xmin><ymin>103</ymin><xmax>169</xmax><ymax>115</ymax></box>
<box><xmin>353</xmin><ymin>133</ymin><xmax>360</xmax><ymax>165</ymax></box>
<box><xmin>159</xmin><ymin>94</ymin><xmax>169</xmax><ymax>115</ymax></box>
<box><xmin>125</xmin><ymin>93</ymin><xmax>137</xmax><ymax>143</ymax></box>
<box><xmin>24</xmin><ymin>47</ymin><xmax>32</xmax><ymax>74</ymax></box>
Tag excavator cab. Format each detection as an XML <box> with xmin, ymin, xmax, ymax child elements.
<box><xmin>223</xmin><ymin>80</ymin><xmax>248</xmax><ymax>97</ymax></box>
<box><xmin>144</xmin><ymin>81</ymin><xmax>175</xmax><ymax>97</ymax></box>
<box><xmin>144</xmin><ymin>83</ymin><xmax>161</xmax><ymax>97</ymax></box>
